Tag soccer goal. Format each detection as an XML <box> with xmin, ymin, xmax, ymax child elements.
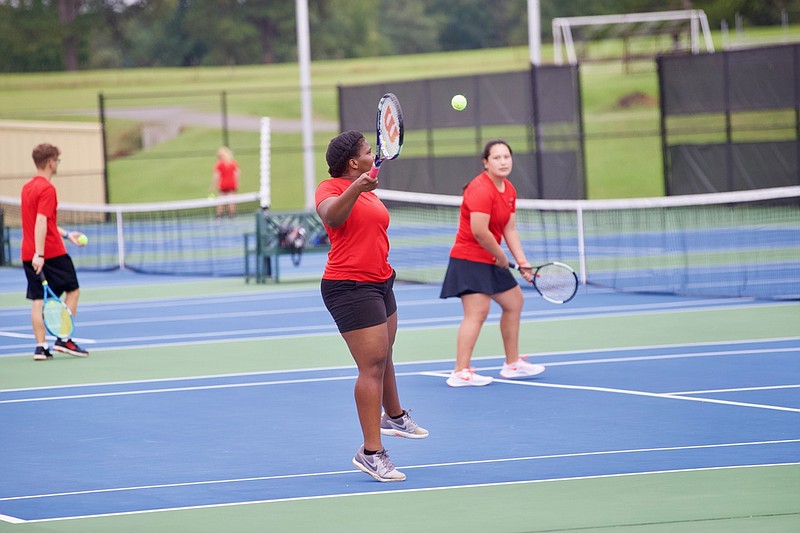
<box><xmin>552</xmin><ymin>10</ymin><xmax>714</xmax><ymax>66</ymax></box>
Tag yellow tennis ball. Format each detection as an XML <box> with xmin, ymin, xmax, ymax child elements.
<box><xmin>451</xmin><ymin>94</ymin><xmax>467</xmax><ymax>111</ymax></box>
<box><xmin>77</xmin><ymin>234</ymin><xmax>88</xmax><ymax>245</ymax></box>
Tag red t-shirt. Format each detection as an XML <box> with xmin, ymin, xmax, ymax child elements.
<box><xmin>315</xmin><ymin>178</ymin><xmax>393</xmax><ymax>282</ymax></box>
<box><xmin>215</xmin><ymin>160</ymin><xmax>239</xmax><ymax>192</ymax></box>
<box><xmin>449</xmin><ymin>172</ymin><xmax>516</xmax><ymax>264</ymax></box>
<box><xmin>20</xmin><ymin>175</ymin><xmax>67</xmax><ymax>261</ymax></box>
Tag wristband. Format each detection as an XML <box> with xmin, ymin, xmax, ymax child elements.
<box><xmin>63</xmin><ymin>231</ymin><xmax>70</xmax><ymax>239</ymax></box>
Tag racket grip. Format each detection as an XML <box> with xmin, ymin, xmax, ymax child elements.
<box><xmin>368</xmin><ymin>165</ymin><xmax>380</xmax><ymax>179</ymax></box>
<box><xmin>508</xmin><ymin>262</ymin><xmax>534</xmax><ymax>274</ymax></box>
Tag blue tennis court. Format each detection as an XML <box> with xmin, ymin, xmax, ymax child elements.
<box><xmin>1</xmin><ymin>272</ymin><xmax>798</xmax><ymax>528</ymax></box>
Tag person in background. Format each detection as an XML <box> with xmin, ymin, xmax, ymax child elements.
<box><xmin>212</xmin><ymin>146</ymin><xmax>239</xmax><ymax>219</ymax></box>
<box><xmin>440</xmin><ymin>140</ymin><xmax>545</xmax><ymax>387</ymax></box>
<box><xmin>316</xmin><ymin>130</ymin><xmax>428</xmax><ymax>482</ymax></box>
<box><xmin>21</xmin><ymin>143</ymin><xmax>89</xmax><ymax>360</ymax></box>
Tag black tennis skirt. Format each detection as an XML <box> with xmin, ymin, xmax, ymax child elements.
<box><xmin>440</xmin><ymin>257</ymin><xmax>519</xmax><ymax>298</ymax></box>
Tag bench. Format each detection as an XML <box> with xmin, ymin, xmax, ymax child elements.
<box><xmin>244</xmin><ymin>210</ymin><xmax>330</xmax><ymax>283</ymax></box>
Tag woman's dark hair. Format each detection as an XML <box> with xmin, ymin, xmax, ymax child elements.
<box><xmin>482</xmin><ymin>139</ymin><xmax>512</xmax><ymax>160</ymax></box>
<box><xmin>326</xmin><ymin>130</ymin><xmax>365</xmax><ymax>177</ymax></box>
<box><xmin>462</xmin><ymin>139</ymin><xmax>514</xmax><ymax>193</ymax></box>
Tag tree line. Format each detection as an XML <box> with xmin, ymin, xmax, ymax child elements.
<box><xmin>1</xmin><ymin>0</ymin><xmax>797</xmax><ymax>73</ymax></box>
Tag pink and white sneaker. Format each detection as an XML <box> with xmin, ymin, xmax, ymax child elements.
<box><xmin>500</xmin><ymin>358</ymin><xmax>546</xmax><ymax>379</ymax></box>
<box><xmin>446</xmin><ymin>367</ymin><xmax>493</xmax><ymax>387</ymax></box>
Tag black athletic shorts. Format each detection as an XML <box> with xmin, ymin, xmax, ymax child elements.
<box><xmin>320</xmin><ymin>270</ymin><xmax>398</xmax><ymax>333</ymax></box>
<box><xmin>440</xmin><ymin>257</ymin><xmax>518</xmax><ymax>298</ymax></box>
<box><xmin>23</xmin><ymin>254</ymin><xmax>80</xmax><ymax>300</ymax></box>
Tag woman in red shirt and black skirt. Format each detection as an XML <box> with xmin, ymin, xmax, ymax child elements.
<box><xmin>440</xmin><ymin>140</ymin><xmax>546</xmax><ymax>387</ymax></box>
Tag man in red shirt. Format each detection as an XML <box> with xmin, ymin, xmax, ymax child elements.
<box><xmin>21</xmin><ymin>143</ymin><xmax>89</xmax><ymax>360</ymax></box>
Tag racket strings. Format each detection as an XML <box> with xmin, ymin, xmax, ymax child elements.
<box><xmin>43</xmin><ymin>300</ymin><xmax>73</xmax><ymax>337</ymax></box>
<box><xmin>376</xmin><ymin>95</ymin><xmax>403</xmax><ymax>160</ymax></box>
<box><xmin>535</xmin><ymin>264</ymin><xmax>578</xmax><ymax>303</ymax></box>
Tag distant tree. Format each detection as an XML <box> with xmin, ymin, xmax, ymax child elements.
<box><xmin>240</xmin><ymin>0</ymin><xmax>296</xmax><ymax>64</ymax></box>
<box><xmin>58</xmin><ymin>0</ymin><xmax>85</xmax><ymax>71</ymax></box>
<box><xmin>182</xmin><ymin>1</ymin><xmax>260</xmax><ymax>65</ymax></box>
<box><xmin>3</xmin><ymin>0</ymin><xmax>800</xmax><ymax>72</ymax></box>
<box><xmin>432</xmin><ymin>0</ymin><xmax>492</xmax><ymax>51</ymax></box>
<box><xmin>0</xmin><ymin>1</ymin><xmax>63</xmax><ymax>71</ymax></box>
<box><xmin>308</xmin><ymin>0</ymin><xmax>380</xmax><ymax>59</ymax></box>
<box><xmin>378</xmin><ymin>0</ymin><xmax>443</xmax><ymax>55</ymax></box>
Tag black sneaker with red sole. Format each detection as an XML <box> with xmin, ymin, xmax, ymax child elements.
<box><xmin>53</xmin><ymin>338</ymin><xmax>89</xmax><ymax>357</ymax></box>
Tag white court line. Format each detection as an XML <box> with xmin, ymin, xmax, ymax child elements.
<box><xmin>0</xmin><ymin>305</ymin><xmax>332</xmax><ymax>332</ymax></box>
<box><xmin>1</xmin><ymin>300</ymin><xmax>795</xmax><ymax>356</ymax></box>
<box><xmin>0</xmin><ymin>374</ymin><xmax>359</xmax><ymax>404</ymax></box>
<box><xmin>7</xmin><ymin>462</ymin><xmax>800</xmax><ymax>524</ymax></box>
<box><xmin>0</xmin><ymin>331</ymin><xmax>34</xmax><ymax>339</ymax></box>
<box><xmin>2</xmin><ymin>439</ymin><xmax>797</xmax><ymax>504</ymax></box>
<box><xmin>670</xmin><ymin>384</ymin><xmax>800</xmax><ymax>395</ymax></box>
<box><xmin>420</xmin><ymin>372</ymin><xmax>800</xmax><ymax>414</ymax></box>
<box><xmin>6</xmin><ymin>461</ymin><xmax>799</xmax><ymax>524</ymax></box>
<box><xmin>3</xmin><ymin>344</ymin><xmax>798</xmax><ymax>402</ymax></box>
<box><xmin>539</xmin><ymin>347</ymin><xmax>800</xmax><ymax>367</ymax></box>
<box><xmin>0</xmin><ymin>296</ymin><xmax>786</xmax><ymax>334</ymax></box>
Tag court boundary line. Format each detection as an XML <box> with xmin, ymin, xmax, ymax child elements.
<box><xmin>3</xmin><ymin>344</ymin><xmax>798</xmax><ymax>403</ymax></box>
<box><xmin>2</xmin><ymin>337</ymin><xmax>798</xmax><ymax>396</ymax></box>
<box><xmin>0</xmin><ymin>295</ymin><xmax>784</xmax><ymax>331</ymax></box>
<box><xmin>2</xmin><ymin>299</ymin><xmax>795</xmax><ymax>356</ymax></box>
<box><xmin>4</xmin><ymin>439</ymin><xmax>796</xmax><ymax>502</ymax></box>
<box><xmin>670</xmin><ymin>384</ymin><xmax>800</xmax><ymax>395</ymax></box>
<box><xmin>419</xmin><ymin>371</ymin><xmax>800</xmax><ymax>413</ymax></box>
<box><xmin>5</xmin><ymin>461</ymin><xmax>798</xmax><ymax>524</ymax></box>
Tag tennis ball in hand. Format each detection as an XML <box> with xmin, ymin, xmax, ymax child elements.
<box><xmin>77</xmin><ymin>234</ymin><xmax>88</xmax><ymax>245</ymax></box>
<box><xmin>451</xmin><ymin>94</ymin><xmax>467</xmax><ymax>111</ymax></box>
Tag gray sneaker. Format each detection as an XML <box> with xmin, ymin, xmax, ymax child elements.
<box><xmin>380</xmin><ymin>410</ymin><xmax>429</xmax><ymax>439</ymax></box>
<box><xmin>352</xmin><ymin>446</ymin><xmax>406</xmax><ymax>482</ymax></box>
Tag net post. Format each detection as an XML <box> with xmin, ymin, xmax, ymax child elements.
<box><xmin>115</xmin><ymin>208</ymin><xmax>125</xmax><ymax>270</ymax></box>
<box><xmin>576</xmin><ymin>205</ymin><xmax>587</xmax><ymax>285</ymax></box>
<box><xmin>260</xmin><ymin>117</ymin><xmax>271</xmax><ymax>209</ymax></box>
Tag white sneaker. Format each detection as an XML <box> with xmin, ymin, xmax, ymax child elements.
<box><xmin>500</xmin><ymin>358</ymin><xmax>546</xmax><ymax>379</ymax></box>
<box><xmin>352</xmin><ymin>446</ymin><xmax>406</xmax><ymax>482</ymax></box>
<box><xmin>446</xmin><ymin>368</ymin><xmax>493</xmax><ymax>387</ymax></box>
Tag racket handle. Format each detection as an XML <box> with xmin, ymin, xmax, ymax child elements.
<box><xmin>368</xmin><ymin>165</ymin><xmax>380</xmax><ymax>179</ymax></box>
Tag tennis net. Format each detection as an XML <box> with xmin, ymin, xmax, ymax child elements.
<box><xmin>377</xmin><ymin>186</ymin><xmax>800</xmax><ymax>300</ymax></box>
<box><xmin>1</xmin><ymin>193</ymin><xmax>261</xmax><ymax>276</ymax></box>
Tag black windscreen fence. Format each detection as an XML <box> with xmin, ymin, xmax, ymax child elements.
<box><xmin>338</xmin><ymin>66</ymin><xmax>586</xmax><ymax>199</ymax></box>
<box><xmin>658</xmin><ymin>44</ymin><xmax>800</xmax><ymax>195</ymax></box>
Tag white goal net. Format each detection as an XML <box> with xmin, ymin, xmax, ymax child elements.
<box><xmin>552</xmin><ymin>10</ymin><xmax>714</xmax><ymax>65</ymax></box>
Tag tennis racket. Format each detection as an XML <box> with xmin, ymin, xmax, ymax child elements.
<box><xmin>39</xmin><ymin>272</ymin><xmax>74</xmax><ymax>339</ymax></box>
<box><xmin>509</xmin><ymin>261</ymin><xmax>579</xmax><ymax>304</ymax></box>
<box><xmin>368</xmin><ymin>92</ymin><xmax>404</xmax><ymax>178</ymax></box>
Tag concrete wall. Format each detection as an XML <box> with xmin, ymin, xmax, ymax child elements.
<box><xmin>0</xmin><ymin>120</ymin><xmax>106</xmax><ymax>205</ymax></box>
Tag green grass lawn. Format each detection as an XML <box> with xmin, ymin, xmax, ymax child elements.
<box><xmin>1</xmin><ymin>25</ymin><xmax>798</xmax><ymax>209</ymax></box>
